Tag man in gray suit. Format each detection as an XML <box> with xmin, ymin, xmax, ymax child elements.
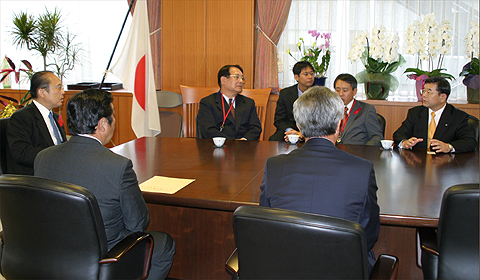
<box><xmin>334</xmin><ymin>73</ymin><xmax>384</xmax><ymax>145</ymax></box>
<box><xmin>34</xmin><ymin>89</ymin><xmax>175</xmax><ymax>280</ymax></box>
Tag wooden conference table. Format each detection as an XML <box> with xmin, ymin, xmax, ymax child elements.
<box><xmin>111</xmin><ymin>137</ymin><xmax>479</xmax><ymax>280</ymax></box>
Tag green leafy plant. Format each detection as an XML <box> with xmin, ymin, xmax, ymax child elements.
<box><xmin>10</xmin><ymin>7</ymin><xmax>81</xmax><ymax>81</ymax></box>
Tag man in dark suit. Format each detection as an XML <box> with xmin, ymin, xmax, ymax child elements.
<box><xmin>197</xmin><ymin>64</ymin><xmax>261</xmax><ymax>140</ymax></box>
<box><xmin>260</xmin><ymin>86</ymin><xmax>380</xmax><ymax>270</ymax></box>
<box><xmin>34</xmin><ymin>89</ymin><xmax>175</xmax><ymax>280</ymax></box>
<box><xmin>269</xmin><ymin>61</ymin><xmax>314</xmax><ymax>141</ymax></box>
<box><xmin>7</xmin><ymin>71</ymin><xmax>67</xmax><ymax>175</ymax></box>
<box><xmin>334</xmin><ymin>74</ymin><xmax>383</xmax><ymax>146</ymax></box>
<box><xmin>394</xmin><ymin>77</ymin><xmax>476</xmax><ymax>153</ymax></box>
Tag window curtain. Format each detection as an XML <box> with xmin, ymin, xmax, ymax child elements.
<box><xmin>254</xmin><ymin>0</ymin><xmax>292</xmax><ymax>91</ymax></box>
<box><xmin>277</xmin><ymin>0</ymin><xmax>479</xmax><ymax>102</ymax></box>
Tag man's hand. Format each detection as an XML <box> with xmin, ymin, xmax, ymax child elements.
<box><xmin>402</xmin><ymin>137</ymin><xmax>423</xmax><ymax>149</ymax></box>
<box><xmin>430</xmin><ymin>139</ymin><xmax>452</xmax><ymax>153</ymax></box>
<box><xmin>284</xmin><ymin>130</ymin><xmax>303</xmax><ymax>142</ymax></box>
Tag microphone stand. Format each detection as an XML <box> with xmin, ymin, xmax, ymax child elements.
<box><xmin>99</xmin><ymin>0</ymin><xmax>136</xmax><ymax>89</ymax></box>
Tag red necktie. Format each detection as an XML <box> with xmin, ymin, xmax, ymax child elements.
<box><xmin>229</xmin><ymin>98</ymin><xmax>235</xmax><ymax>119</ymax></box>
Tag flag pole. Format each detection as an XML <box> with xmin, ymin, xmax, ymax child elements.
<box><xmin>99</xmin><ymin>0</ymin><xmax>136</xmax><ymax>88</ymax></box>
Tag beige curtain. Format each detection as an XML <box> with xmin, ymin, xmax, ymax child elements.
<box><xmin>254</xmin><ymin>0</ymin><xmax>292</xmax><ymax>91</ymax></box>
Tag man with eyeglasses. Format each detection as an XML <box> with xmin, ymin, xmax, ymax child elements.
<box><xmin>7</xmin><ymin>71</ymin><xmax>66</xmax><ymax>175</ymax></box>
<box><xmin>394</xmin><ymin>76</ymin><xmax>476</xmax><ymax>153</ymax></box>
<box><xmin>197</xmin><ymin>64</ymin><xmax>262</xmax><ymax>140</ymax></box>
<box><xmin>269</xmin><ymin>61</ymin><xmax>314</xmax><ymax>142</ymax></box>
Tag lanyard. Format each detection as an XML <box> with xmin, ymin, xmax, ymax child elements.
<box><xmin>220</xmin><ymin>95</ymin><xmax>236</xmax><ymax>132</ymax></box>
<box><xmin>341</xmin><ymin>99</ymin><xmax>356</xmax><ymax>133</ymax></box>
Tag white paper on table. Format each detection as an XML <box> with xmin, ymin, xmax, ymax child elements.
<box><xmin>139</xmin><ymin>176</ymin><xmax>195</xmax><ymax>194</ymax></box>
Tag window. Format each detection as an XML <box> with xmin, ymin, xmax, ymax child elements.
<box><xmin>277</xmin><ymin>0</ymin><xmax>479</xmax><ymax>102</ymax></box>
<box><xmin>0</xmin><ymin>1</ymin><xmax>131</xmax><ymax>88</ymax></box>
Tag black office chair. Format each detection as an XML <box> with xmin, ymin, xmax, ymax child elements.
<box><xmin>226</xmin><ymin>205</ymin><xmax>398</xmax><ymax>279</ymax></box>
<box><xmin>377</xmin><ymin>113</ymin><xmax>386</xmax><ymax>138</ymax></box>
<box><xmin>418</xmin><ymin>184</ymin><xmax>479</xmax><ymax>280</ymax></box>
<box><xmin>467</xmin><ymin>114</ymin><xmax>479</xmax><ymax>150</ymax></box>
<box><xmin>0</xmin><ymin>174</ymin><xmax>154</xmax><ymax>279</ymax></box>
<box><xmin>0</xmin><ymin>118</ymin><xmax>13</xmax><ymax>174</ymax></box>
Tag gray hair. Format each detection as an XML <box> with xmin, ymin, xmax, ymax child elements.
<box><xmin>293</xmin><ymin>86</ymin><xmax>343</xmax><ymax>138</ymax></box>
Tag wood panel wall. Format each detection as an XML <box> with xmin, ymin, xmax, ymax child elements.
<box><xmin>160</xmin><ymin>0</ymin><xmax>255</xmax><ymax>93</ymax></box>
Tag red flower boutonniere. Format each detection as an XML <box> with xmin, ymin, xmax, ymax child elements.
<box><xmin>353</xmin><ymin>108</ymin><xmax>361</xmax><ymax>115</ymax></box>
<box><xmin>58</xmin><ymin>115</ymin><xmax>64</xmax><ymax>127</ymax></box>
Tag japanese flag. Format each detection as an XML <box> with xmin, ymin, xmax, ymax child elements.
<box><xmin>111</xmin><ymin>0</ymin><xmax>160</xmax><ymax>137</ymax></box>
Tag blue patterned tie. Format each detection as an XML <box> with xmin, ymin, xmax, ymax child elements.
<box><xmin>48</xmin><ymin>111</ymin><xmax>62</xmax><ymax>145</ymax></box>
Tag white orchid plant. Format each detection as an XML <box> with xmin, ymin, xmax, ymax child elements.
<box><xmin>459</xmin><ymin>20</ymin><xmax>479</xmax><ymax>91</ymax></box>
<box><xmin>403</xmin><ymin>13</ymin><xmax>455</xmax><ymax>80</ymax></box>
<box><xmin>348</xmin><ymin>25</ymin><xmax>405</xmax><ymax>99</ymax></box>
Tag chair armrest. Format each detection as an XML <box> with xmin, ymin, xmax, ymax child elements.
<box><xmin>225</xmin><ymin>248</ymin><xmax>239</xmax><ymax>279</ymax></box>
<box><xmin>0</xmin><ymin>231</ymin><xmax>3</xmax><ymax>276</ymax></box>
<box><xmin>417</xmin><ymin>227</ymin><xmax>439</xmax><ymax>279</ymax></box>
<box><xmin>417</xmin><ymin>227</ymin><xmax>439</xmax><ymax>256</ymax></box>
<box><xmin>99</xmin><ymin>232</ymin><xmax>154</xmax><ymax>280</ymax></box>
<box><xmin>370</xmin><ymin>254</ymin><xmax>399</xmax><ymax>280</ymax></box>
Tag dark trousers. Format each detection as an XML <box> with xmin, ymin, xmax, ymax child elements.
<box><xmin>146</xmin><ymin>231</ymin><xmax>176</xmax><ymax>280</ymax></box>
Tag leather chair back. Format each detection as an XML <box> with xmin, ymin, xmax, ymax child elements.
<box><xmin>437</xmin><ymin>183</ymin><xmax>479</xmax><ymax>280</ymax></box>
<box><xmin>467</xmin><ymin>115</ymin><xmax>479</xmax><ymax>150</ymax></box>
<box><xmin>233</xmin><ymin>205</ymin><xmax>369</xmax><ymax>279</ymax></box>
<box><xmin>0</xmin><ymin>174</ymin><xmax>108</xmax><ymax>279</ymax></box>
<box><xmin>0</xmin><ymin>118</ymin><xmax>13</xmax><ymax>174</ymax></box>
<box><xmin>377</xmin><ymin>113</ymin><xmax>386</xmax><ymax>138</ymax></box>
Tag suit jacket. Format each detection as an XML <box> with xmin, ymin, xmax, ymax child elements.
<box><xmin>259</xmin><ymin>137</ymin><xmax>380</xmax><ymax>252</ymax></box>
<box><xmin>269</xmin><ymin>84</ymin><xmax>299</xmax><ymax>141</ymax></box>
<box><xmin>393</xmin><ymin>104</ymin><xmax>476</xmax><ymax>153</ymax></box>
<box><xmin>197</xmin><ymin>91</ymin><xmax>262</xmax><ymax>140</ymax></box>
<box><xmin>34</xmin><ymin>135</ymin><xmax>149</xmax><ymax>250</ymax></box>
<box><xmin>339</xmin><ymin>100</ymin><xmax>384</xmax><ymax>146</ymax></box>
<box><xmin>7</xmin><ymin>102</ymin><xmax>66</xmax><ymax>175</ymax></box>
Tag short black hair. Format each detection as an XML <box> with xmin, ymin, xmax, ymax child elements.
<box><xmin>30</xmin><ymin>71</ymin><xmax>54</xmax><ymax>98</ymax></box>
<box><xmin>217</xmin><ymin>64</ymin><xmax>243</xmax><ymax>87</ymax></box>
<box><xmin>334</xmin><ymin>73</ymin><xmax>358</xmax><ymax>90</ymax></box>
<box><xmin>424</xmin><ymin>76</ymin><xmax>451</xmax><ymax>97</ymax></box>
<box><xmin>293</xmin><ymin>61</ymin><xmax>313</xmax><ymax>76</ymax></box>
<box><xmin>67</xmin><ymin>89</ymin><xmax>114</xmax><ymax>135</ymax></box>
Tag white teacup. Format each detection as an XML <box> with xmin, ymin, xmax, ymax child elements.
<box><xmin>381</xmin><ymin>140</ymin><xmax>394</xmax><ymax>149</ymax></box>
<box><xmin>213</xmin><ymin>137</ymin><xmax>226</xmax><ymax>147</ymax></box>
<box><xmin>287</xmin><ymin>134</ymin><xmax>299</xmax><ymax>144</ymax></box>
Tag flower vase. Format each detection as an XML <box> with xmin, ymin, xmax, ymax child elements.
<box><xmin>314</xmin><ymin>77</ymin><xmax>327</xmax><ymax>86</ymax></box>
<box><xmin>365</xmin><ymin>81</ymin><xmax>390</xmax><ymax>100</ymax></box>
<box><xmin>467</xmin><ymin>87</ymin><xmax>479</xmax><ymax>104</ymax></box>
<box><xmin>415</xmin><ymin>80</ymin><xmax>424</xmax><ymax>102</ymax></box>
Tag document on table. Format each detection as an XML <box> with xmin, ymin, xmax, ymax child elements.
<box><xmin>139</xmin><ymin>176</ymin><xmax>195</xmax><ymax>194</ymax></box>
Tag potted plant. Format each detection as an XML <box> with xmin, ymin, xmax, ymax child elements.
<box><xmin>348</xmin><ymin>25</ymin><xmax>405</xmax><ymax>100</ymax></box>
<box><xmin>287</xmin><ymin>30</ymin><xmax>331</xmax><ymax>85</ymax></box>
<box><xmin>459</xmin><ymin>20</ymin><xmax>479</xmax><ymax>104</ymax></box>
<box><xmin>10</xmin><ymin>7</ymin><xmax>81</xmax><ymax>82</ymax></box>
<box><xmin>403</xmin><ymin>13</ymin><xmax>455</xmax><ymax>101</ymax></box>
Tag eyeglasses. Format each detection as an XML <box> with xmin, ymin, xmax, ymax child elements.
<box><xmin>43</xmin><ymin>84</ymin><xmax>64</xmax><ymax>90</ymax></box>
<box><xmin>227</xmin><ymin>74</ymin><xmax>246</xmax><ymax>81</ymax></box>
<box><xmin>300</xmin><ymin>72</ymin><xmax>315</xmax><ymax>77</ymax></box>
<box><xmin>421</xmin><ymin>89</ymin><xmax>437</xmax><ymax>96</ymax></box>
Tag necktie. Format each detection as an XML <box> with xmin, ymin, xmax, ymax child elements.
<box><xmin>229</xmin><ymin>98</ymin><xmax>235</xmax><ymax>119</ymax></box>
<box><xmin>427</xmin><ymin>112</ymin><xmax>436</xmax><ymax>149</ymax></box>
<box><xmin>341</xmin><ymin>106</ymin><xmax>348</xmax><ymax>132</ymax></box>
<box><xmin>49</xmin><ymin>111</ymin><xmax>63</xmax><ymax>145</ymax></box>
